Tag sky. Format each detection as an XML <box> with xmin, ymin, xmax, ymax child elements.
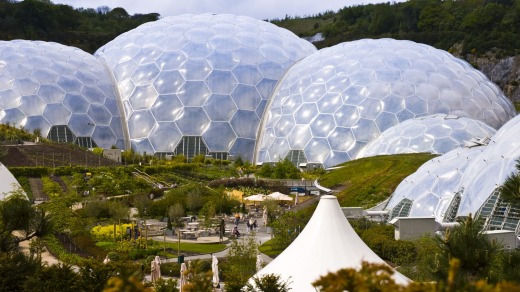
<box><xmin>51</xmin><ymin>0</ymin><xmax>386</xmax><ymax>20</ymax></box>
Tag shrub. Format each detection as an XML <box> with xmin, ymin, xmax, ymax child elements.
<box><xmin>107</xmin><ymin>252</ymin><xmax>120</xmax><ymax>262</ymax></box>
<box><xmin>161</xmin><ymin>262</ymin><xmax>181</xmax><ymax>277</ymax></box>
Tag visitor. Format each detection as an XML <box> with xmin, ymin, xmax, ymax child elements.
<box><xmin>234</xmin><ymin>213</ymin><xmax>240</xmax><ymax>226</ymax></box>
<box><xmin>232</xmin><ymin>226</ymin><xmax>240</xmax><ymax>238</ymax></box>
<box><xmin>253</xmin><ymin>219</ymin><xmax>258</xmax><ymax>231</ymax></box>
<box><xmin>249</xmin><ymin>218</ymin><xmax>254</xmax><ymax>232</ymax></box>
<box><xmin>219</xmin><ymin>219</ymin><xmax>225</xmax><ymax>242</ymax></box>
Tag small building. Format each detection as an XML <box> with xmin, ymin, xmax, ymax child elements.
<box><xmin>103</xmin><ymin>149</ymin><xmax>121</xmax><ymax>163</ymax></box>
<box><xmin>483</xmin><ymin>230</ymin><xmax>519</xmax><ymax>250</ymax></box>
<box><xmin>389</xmin><ymin>217</ymin><xmax>437</xmax><ymax>240</ymax></box>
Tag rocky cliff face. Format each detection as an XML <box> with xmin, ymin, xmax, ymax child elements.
<box><xmin>466</xmin><ymin>55</ymin><xmax>520</xmax><ymax>103</ymax></box>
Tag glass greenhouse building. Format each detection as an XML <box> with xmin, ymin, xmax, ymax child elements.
<box><xmin>0</xmin><ymin>13</ymin><xmax>519</xmax><ymax>233</ymax></box>
<box><xmin>254</xmin><ymin>39</ymin><xmax>515</xmax><ymax>169</ymax></box>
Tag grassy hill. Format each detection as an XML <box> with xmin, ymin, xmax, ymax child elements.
<box><xmin>319</xmin><ymin>153</ymin><xmax>436</xmax><ymax>208</ymax></box>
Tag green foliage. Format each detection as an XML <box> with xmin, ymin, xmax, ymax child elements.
<box><xmin>0</xmin><ymin>1</ymin><xmax>159</xmax><ymax>53</ymax></box>
<box><xmin>498</xmin><ymin>158</ymin><xmax>520</xmax><ymax>205</ymax></box>
<box><xmin>313</xmin><ymin>261</ymin><xmax>404</xmax><ymax>292</ymax></box>
<box><xmin>243</xmin><ymin>273</ymin><xmax>292</xmax><ymax>292</ymax></box>
<box><xmin>436</xmin><ymin>215</ymin><xmax>502</xmax><ymax>284</ymax></box>
<box><xmin>360</xmin><ymin>224</ymin><xmax>394</xmax><ymax>256</ymax></box>
<box><xmin>192</xmin><ymin>154</ymin><xmax>206</xmax><ymax>164</ymax></box>
<box><xmin>154</xmin><ymin>278</ymin><xmax>179</xmax><ymax>292</ymax></box>
<box><xmin>0</xmin><ymin>251</ymin><xmax>39</xmax><ymax>292</ymax></box>
<box><xmin>222</xmin><ymin>235</ymin><xmax>259</xmax><ymax>292</ymax></box>
<box><xmin>9</xmin><ymin>166</ymin><xmax>49</xmax><ymax>177</ymax></box>
<box><xmin>182</xmin><ymin>259</ymin><xmax>214</xmax><ymax>292</ymax></box>
<box><xmin>43</xmin><ymin>234</ymin><xmax>84</xmax><ymax>265</ymax></box>
<box><xmin>92</xmin><ymin>147</ymin><xmax>104</xmax><ymax>156</ymax></box>
<box><xmin>24</xmin><ymin>263</ymin><xmax>79</xmax><ymax>292</ymax></box>
<box><xmin>270</xmin><ymin>211</ymin><xmax>307</xmax><ymax>250</ymax></box>
<box><xmin>106</xmin><ymin>251</ymin><xmax>120</xmax><ymax>261</ymax></box>
<box><xmin>319</xmin><ymin>154</ymin><xmax>435</xmax><ymax>208</ymax></box>
<box><xmin>41</xmin><ymin>176</ymin><xmax>62</xmax><ymax>198</ymax></box>
<box><xmin>256</xmin><ymin>159</ymin><xmax>301</xmax><ymax>179</ymax></box>
<box><xmin>91</xmin><ymin>224</ymin><xmax>133</xmax><ymax>242</ymax></box>
<box><xmin>0</xmin><ymin>191</ymin><xmax>54</xmax><ymax>252</ymax></box>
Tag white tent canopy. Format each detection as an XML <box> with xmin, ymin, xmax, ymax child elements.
<box><xmin>0</xmin><ymin>163</ymin><xmax>25</xmax><ymax>200</ymax></box>
<box><xmin>250</xmin><ymin>195</ymin><xmax>410</xmax><ymax>291</ymax></box>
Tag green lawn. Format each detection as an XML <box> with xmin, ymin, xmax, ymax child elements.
<box><xmin>319</xmin><ymin>153</ymin><xmax>435</xmax><ymax>208</ymax></box>
<box><xmin>258</xmin><ymin>239</ymin><xmax>284</xmax><ymax>258</ymax></box>
<box><xmin>96</xmin><ymin>240</ymin><xmax>227</xmax><ymax>255</ymax></box>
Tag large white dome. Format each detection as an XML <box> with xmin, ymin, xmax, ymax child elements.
<box><xmin>95</xmin><ymin>14</ymin><xmax>316</xmax><ymax>160</ymax></box>
<box><xmin>357</xmin><ymin>114</ymin><xmax>496</xmax><ymax>159</ymax></box>
<box><xmin>0</xmin><ymin>40</ymin><xmax>125</xmax><ymax>149</ymax></box>
<box><xmin>458</xmin><ymin>114</ymin><xmax>520</xmax><ymax>217</ymax></box>
<box><xmin>255</xmin><ymin>39</ymin><xmax>516</xmax><ymax>168</ymax></box>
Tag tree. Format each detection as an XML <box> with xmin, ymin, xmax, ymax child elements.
<box><xmin>435</xmin><ymin>215</ymin><xmax>502</xmax><ymax>285</ymax></box>
<box><xmin>181</xmin><ymin>260</ymin><xmax>213</xmax><ymax>292</ymax></box>
<box><xmin>199</xmin><ymin>201</ymin><xmax>216</xmax><ymax>228</ymax></box>
<box><xmin>243</xmin><ymin>274</ymin><xmax>292</xmax><ymax>292</ymax></box>
<box><xmin>186</xmin><ymin>192</ymin><xmax>203</xmax><ymax>213</ymax></box>
<box><xmin>168</xmin><ymin>203</ymin><xmax>185</xmax><ymax>227</ymax></box>
<box><xmin>498</xmin><ymin>158</ymin><xmax>520</xmax><ymax>205</ymax></box>
<box><xmin>313</xmin><ymin>261</ymin><xmax>404</xmax><ymax>292</ymax></box>
<box><xmin>0</xmin><ymin>190</ymin><xmax>53</xmax><ymax>252</ymax></box>
<box><xmin>223</xmin><ymin>235</ymin><xmax>259</xmax><ymax>292</ymax></box>
<box><xmin>0</xmin><ymin>251</ymin><xmax>40</xmax><ymax>291</ymax></box>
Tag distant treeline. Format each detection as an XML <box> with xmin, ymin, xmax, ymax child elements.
<box><xmin>2</xmin><ymin>0</ymin><xmax>520</xmax><ymax>57</ymax></box>
<box><xmin>273</xmin><ymin>0</ymin><xmax>520</xmax><ymax>56</ymax></box>
<box><xmin>0</xmin><ymin>0</ymin><xmax>160</xmax><ymax>53</ymax></box>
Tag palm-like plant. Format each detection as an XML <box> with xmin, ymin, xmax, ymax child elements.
<box><xmin>436</xmin><ymin>214</ymin><xmax>502</xmax><ymax>284</ymax></box>
<box><xmin>498</xmin><ymin>158</ymin><xmax>520</xmax><ymax>205</ymax></box>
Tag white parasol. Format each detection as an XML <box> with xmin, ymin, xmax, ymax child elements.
<box><xmin>267</xmin><ymin>192</ymin><xmax>293</xmax><ymax>201</ymax></box>
<box><xmin>244</xmin><ymin>194</ymin><xmax>266</xmax><ymax>202</ymax></box>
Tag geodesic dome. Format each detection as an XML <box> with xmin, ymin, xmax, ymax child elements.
<box><xmin>95</xmin><ymin>14</ymin><xmax>316</xmax><ymax>160</ymax></box>
<box><xmin>458</xmin><ymin>114</ymin><xmax>520</xmax><ymax>217</ymax></box>
<box><xmin>385</xmin><ymin>147</ymin><xmax>485</xmax><ymax>223</ymax></box>
<box><xmin>0</xmin><ymin>40</ymin><xmax>125</xmax><ymax>149</ymax></box>
<box><xmin>357</xmin><ymin>114</ymin><xmax>496</xmax><ymax>159</ymax></box>
<box><xmin>255</xmin><ymin>39</ymin><xmax>515</xmax><ymax>168</ymax></box>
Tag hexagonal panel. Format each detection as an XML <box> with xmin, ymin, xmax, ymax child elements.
<box><xmin>43</xmin><ymin>103</ymin><xmax>72</xmax><ymax>125</ymax></box>
<box><xmin>231</xmin><ymin>84</ymin><xmax>261</xmax><ymax>111</ymax></box>
<box><xmin>152</xmin><ymin>71</ymin><xmax>184</xmax><ymax>96</ymax></box>
<box><xmin>230</xmin><ymin>110</ymin><xmax>259</xmax><ymax>139</ymax></box>
<box><xmin>148</xmin><ymin>122</ymin><xmax>182</xmax><ymax>152</ymax></box>
<box><xmin>127</xmin><ymin>110</ymin><xmax>156</xmax><ymax>139</ymax></box>
<box><xmin>175</xmin><ymin>107</ymin><xmax>210</xmax><ymax>136</ymax></box>
<box><xmin>203</xmin><ymin>122</ymin><xmax>236</xmax><ymax>152</ymax></box>
<box><xmin>310</xmin><ymin>114</ymin><xmax>336</xmax><ymax>137</ymax></box>
<box><xmin>206</xmin><ymin>70</ymin><xmax>237</xmax><ymax>94</ymax></box>
<box><xmin>177</xmin><ymin>81</ymin><xmax>211</xmax><ymax>106</ymax></box>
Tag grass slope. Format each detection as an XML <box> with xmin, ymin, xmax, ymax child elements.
<box><xmin>319</xmin><ymin>153</ymin><xmax>436</xmax><ymax>208</ymax></box>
